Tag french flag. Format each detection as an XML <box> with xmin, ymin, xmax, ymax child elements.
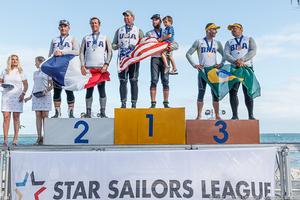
<box><xmin>41</xmin><ymin>55</ymin><xmax>110</xmax><ymax>91</ymax></box>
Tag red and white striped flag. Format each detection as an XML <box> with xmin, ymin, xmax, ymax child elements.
<box><xmin>118</xmin><ymin>37</ymin><xmax>169</xmax><ymax>72</ymax></box>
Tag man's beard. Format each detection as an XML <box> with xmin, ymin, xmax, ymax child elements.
<box><xmin>154</xmin><ymin>24</ymin><xmax>161</xmax><ymax>29</ymax></box>
<box><xmin>208</xmin><ymin>32</ymin><xmax>216</xmax><ymax>38</ymax></box>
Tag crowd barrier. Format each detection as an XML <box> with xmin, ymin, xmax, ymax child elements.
<box><xmin>0</xmin><ymin>144</ymin><xmax>297</xmax><ymax>200</ymax></box>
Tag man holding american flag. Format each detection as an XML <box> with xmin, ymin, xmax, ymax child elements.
<box><xmin>112</xmin><ymin>10</ymin><xmax>144</xmax><ymax>109</ymax></box>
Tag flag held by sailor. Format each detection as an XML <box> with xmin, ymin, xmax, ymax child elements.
<box><xmin>41</xmin><ymin>55</ymin><xmax>110</xmax><ymax>91</ymax></box>
<box><xmin>118</xmin><ymin>37</ymin><xmax>169</xmax><ymax>72</ymax></box>
<box><xmin>199</xmin><ymin>64</ymin><xmax>261</xmax><ymax>100</ymax></box>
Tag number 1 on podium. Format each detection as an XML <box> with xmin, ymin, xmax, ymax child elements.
<box><xmin>146</xmin><ymin>114</ymin><xmax>154</xmax><ymax>137</ymax></box>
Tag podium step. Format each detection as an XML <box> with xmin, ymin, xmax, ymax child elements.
<box><xmin>186</xmin><ymin>120</ymin><xmax>260</xmax><ymax>144</ymax></box>
<box><xmin>114</xmin><ymin>108</ymin><xmax>186</xmax><ymax>145</ymax></box>
<box><xmin>44</xmin><ymin>118</ymin><xmax>114</xmax><ymax>145</ymax></box>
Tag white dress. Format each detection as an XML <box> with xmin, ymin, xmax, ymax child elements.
<box><xmin>0</xmin><ymin>68</ymin><xmax>26</xmax><ymax>112</ymax></box>
<box><xmin>32</xmin><ymin>69</ymin><xmax>52</xmax><ymax>111</ymax></box>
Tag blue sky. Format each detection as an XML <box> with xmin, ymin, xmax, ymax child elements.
<box><xmin>0</xmin><ymin>0</ymin><xmax>300</xmax><ymax>134</ymax></box>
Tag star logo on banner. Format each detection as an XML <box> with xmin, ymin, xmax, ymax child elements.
<box><xmin>15</xmin><ymin>171</ymin><xmax>46</xmax><ymax>200</ymax></box>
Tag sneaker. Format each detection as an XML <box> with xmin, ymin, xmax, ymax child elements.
<box><xmin>231</xmin><ymin>116</ymin><xmax>239</xmax><ymax>120</ymax></box>
<box><xmin>82</xmin><ymin>108</ymin><xmax>91</xmax><ymax>118</ymax></box>
<box><xmin>169</xmin><ymin>69</ymin><xmax>178</xmax><ymax>75</ymax></box>
<box><xmin>131</xmin><ymin>102</ymin><xmax>137</xmax><ymax>108</ymax></box>
<box><xmin>99</xmin><ymin>108</ymin><xmax>108</xmax><ymax>118</ymax></box>
<box><xmin>99</xmin><ymin>113</ymin><xmax>108</xmax><ymax>118</ymax></box>
<box><xmin>51</xmin><ymin>109</ymin><xmax>61</xmax><ymax>118</ymax></box>
<box><xmin>121</xmin><ymin>102</ymin><xmax>126</xmax><ymax>108</ymax></box>
<box><xmin>163</xmin><ymin>101</ymin><xmax>170</xmax><ymax>108</ymax></box>
<box><xmin>249</xmin><ymin>115</ymin><xmax>256</xmax><ymax>120</ymax></box>
<box><xmin>164</xmin><ymin>66</ymin><xmax>171</xmax><ymax>74</ymax></box>
<box><xmin>150</xmin><ymin>101</ymin><xmax>156</xmax><ymax>108</ymax></box>
<box><xmin>69</xmin><ymin>109</ymin><xmax>75</xmax><ymax>118</ymax></box>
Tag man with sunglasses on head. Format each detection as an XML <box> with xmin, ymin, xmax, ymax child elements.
<box><xmin>112</xmin><ymin>10</ymin><xmax>144</xmax><ymax>108</ymax></box>
<box><xmin>145</xmin><ymin>14</ymin><xmax>178</xmax><ymax>108</ymax></box>
<box><xmin>186</xmin><ymin>23</ymin><xmax>225</xmax><ymax>120</ymax></box>
<box><xmin>48</xmin><ymin>20</ymin><xmax>79</xmax><ymax>118</ymax></box>
<box><xmin>80</xmin><ymin>17</ymin><xmax>113</xmax><ymax>118</ymax></box>
<box><xmin>224</xmin><ymin>23</ymin><xmax>257</xmax><ymax>120</ymax></box>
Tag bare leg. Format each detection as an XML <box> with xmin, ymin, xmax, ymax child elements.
<box><xmin>35</xmin><ymin>111</ymin><xmax>42</xmax><ymax>141</ymax></box>
<box><xmin>196</xmin><ymin>101</ymin><xmax>204</xmax><ymax>120</ymax></box>
<box><xmin>2</xmin><ymin>112</ymin><xmax>11</xmax><ymax>144</ymax></box>
<box><xmin>213</xmin><ymin>101</ymin><xmax>221</xmax><ymax>120</ymax></box>
<box><xmin>42</xmin><ymin>111</ymin><xmax>49</xmax><ymax>120</ymax></box>
<box><xmin>12</xmin><ymin>112</ymin><xmax>20</xmax><ymax>144</ymax></box>
<box><xmin>163</xmin><ymin>89</ymin><xmax>169</xmax><ymax>102</ymax></box>
<box><xmin>68</xmin><ymin>103</ymin><xmax>74</xmax><ymax>109</ymax></box>
<box><xmin>161</xmin><ymin>52</ymin><xmax>170</xmax><ymax>69</ymax></box>
<box><xmin>169</xmin><ymin>55</ymin><xmax>177</xmax><ymax>71</ymax></box>
<box><xmin>40</xmin><ymin>111</ymin><xmax>49</xmax><ymax>144</ymax></box>
<box><xmin>68</xmin><ymin>102</ymin><xmax>75</xmax><ymax>118</ymax></box>
<box><xmin>150</xmin><ymin>88</ymin><xmax>156</xmax><ymax>102</ymax></box>
<box><xmin>54</xmin><ymin>101</ymin><xmax>61</xmax><ymax>109</ymax></box>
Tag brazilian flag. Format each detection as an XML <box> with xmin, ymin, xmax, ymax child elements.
<box><xmin>199</xmin><ymin>64</ymin><xmax>261</xmax><ymax>100</ymax></box>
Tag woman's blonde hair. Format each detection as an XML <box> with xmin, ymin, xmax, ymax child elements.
<box><xmin>6</xmin><ymin>54</ymin><xmax>23</xmax><ymax>74</ymax></box>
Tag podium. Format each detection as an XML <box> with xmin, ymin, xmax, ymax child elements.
<box><xmin>114</xmin><ymin>108</ymin><xmax>186</xmax><ymax>145</ymax></box>
<box><xmin>44</xmin><ymin>118</ymin><xmax>114</xmax><ymax>145</ymax></box>
<box><xmin>186</xmin><ymin>120</ymin><xmax>260</xmax><ymax>144</ymax></box>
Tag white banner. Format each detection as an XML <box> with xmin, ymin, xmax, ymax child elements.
<box><xmin>11</xmin><ymin>147</ymin><xmax>276</xmax><ymax>200</ymax></box>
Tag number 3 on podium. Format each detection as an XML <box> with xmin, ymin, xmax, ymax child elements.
<box><xmin>214</xmin><ymin>120</ymin><xmax>229</xmax><ymax>144</ymax></box>
<box><xmin>146</xmin><ymin>114</ymin><xmax>154</xmax><ymax>137</ymax></box>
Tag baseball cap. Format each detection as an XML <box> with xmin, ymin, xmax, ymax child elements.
<box><xmin>205</xmin><ymin>23</ymin><xmax>220</xmax><ymax>31</ymax></box>
<box><xmin>227</xmin><ymin>23</ymin><xmax>243</xmax><ymax>30</ymax></box>
<box><xmin>151</xmin><ymin>14</ymin><xmax>161</xmax><ymax>20</ymax></box>
<box><xmin>59</xmin><ymin>19</ymin><xmax>70</xmax><ymax>26</ymax></box>
<box><xmin>122</xmin><ymin>10</ymin><xmax>135</xmax><ymax>18</ymax></box>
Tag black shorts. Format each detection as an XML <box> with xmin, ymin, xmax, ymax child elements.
<box><xmin>53</xmin><ymin>82</ymin><xmax>75</xmax><ymax>104</ymax></box>
<box><xmin>150</xmin><ymin>57</ymin><xmax>169</xmax><ymax>90</ymax></box>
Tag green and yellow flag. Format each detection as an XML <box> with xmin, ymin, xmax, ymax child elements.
<box><xmin>199</xmin><ymin>64</ymin><xmax>261</xmax><ymax>100</ymax></box>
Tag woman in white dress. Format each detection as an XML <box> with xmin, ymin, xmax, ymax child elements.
<box><xmin>25</xmin><ymin>56</ymin><xmax>52</xmax><ymax>145</ymax></box>
<box><xmin>0</xmin><ymin>54</ymin><xmax>28</xmax><ymax>146</ymax></box>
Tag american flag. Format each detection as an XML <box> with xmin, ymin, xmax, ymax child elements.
<box><xmin>118</xmin><ymin>37</ymin><xmax>169</xmax><ymax>72</ymax></box>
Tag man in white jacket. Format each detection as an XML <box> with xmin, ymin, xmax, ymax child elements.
<box><xmin>48</xmin><ymin>20</ymin><xmax>79</xmax><ymax>118</ymax></box>
<box><xmin>186</xmin><ymin>23</ymin><xmax>225</xmax><ymax>120</ymax></box>
<box><xmin>224</xmin><ymin>23</ymin><xmax>257</xmax><ymax>120</ymax></box>
<box><xmin>80</xmin><ymin>17</ymin><xmax>113</xmax><ymax>118</ymax></box>
<box><xmin>112</xmin><ymin>10</ymin><xmax>144</xmax><ymax>108</ymax></box>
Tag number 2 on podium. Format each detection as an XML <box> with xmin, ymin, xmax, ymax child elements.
<box><xmin>146</xmin><ymin>114</ymin><xmax>154</xmax><ymax>137</ymax></box>
<box><xmin>74</xmin><ymin>120</ymin><xmax>89</xmax><ymax>144</ymax></box>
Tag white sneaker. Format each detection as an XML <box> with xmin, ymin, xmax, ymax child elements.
<box><xmin>164</xmin><ymin>66</ymin><xmax>171</xmax><ymax>74</ymax></box>
<box><xmin>169</xmin><ymin>69</ymin><xmax>178</xmax><ymax>75</ymax></box>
